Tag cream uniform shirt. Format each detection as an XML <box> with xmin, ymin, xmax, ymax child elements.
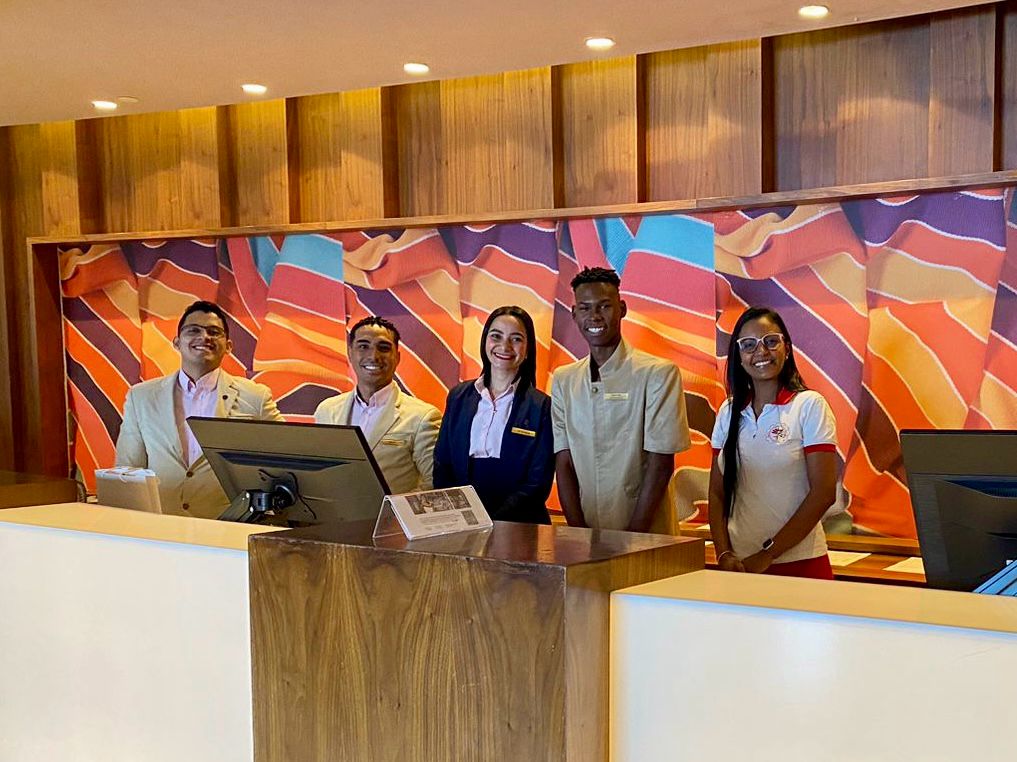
<box><xmin>551</xmin><ymin>339</ymin><xmax>691</xmax><ymax>532</ymax></box>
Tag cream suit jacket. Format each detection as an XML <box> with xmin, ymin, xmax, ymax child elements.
<box><xmin>313</xmin><ymin>386</ymin><xmax>441</xmax><ymax>495</ymax></box>
<box><xmin>115</xmin><ymin>371</ymin><xmax>284</xmax><ymax>519</ymax></box>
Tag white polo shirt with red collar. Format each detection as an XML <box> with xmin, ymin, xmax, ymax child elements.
<box><xmin>711</xmin><ymin>388</ymin><xmax>837</xmax><ymax>564</ymax></box>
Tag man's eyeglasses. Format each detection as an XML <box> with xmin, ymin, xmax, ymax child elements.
<box><xmin>180</xmin><ymin>325</ymin><xmax>227</xmax><ymax>340</ymax></box>
<box><xmin>736</xmin><ymin>333</ymin><xmax>784</xmax><ymax>354</ymax></box>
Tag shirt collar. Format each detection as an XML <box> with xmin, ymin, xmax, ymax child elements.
<box><xmin>475</xmin><ymin>377</ymin><xmax>517</xmax><ymax>402</ymax></box>
<box><xmin>355</xmin><ymin>381</ymin><xmax>396</xmax><ymax>409</ymax></box>
<box><xmin>178</xmin><ymin>368</ymin><xmax>220</xmax><ymax>394</ymax></box>
<box><xmin>741</xmin><ymin>386</ymin><xmax>798</xmax><ymax>412</ymax></box>
<box><xmin>590</xmin><ymin>338</ymin><xmax>629</xmax><ymax>380</ymax></box>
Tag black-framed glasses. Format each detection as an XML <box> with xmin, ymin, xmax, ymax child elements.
<box><xmin>736</xmin><ymin>333</ymin><xmax>784</xmax><ymax>353</ymax></box>
<box><xmin>180</xmin><ymin>325</ymin><xmax>226</xmax><ymax>340</ymax></box>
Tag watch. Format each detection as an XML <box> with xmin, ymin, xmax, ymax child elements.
<box><xmin>761</xmin><ymin>538</ymin><xmax>775</xmax><ymax>553</ymax></box>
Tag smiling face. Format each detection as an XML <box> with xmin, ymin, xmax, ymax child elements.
<box><xmin>736</xmin><ymin>315</ymin><xmax>788</xmax><ymax>384</ymax></box>
<box><xmin>571</xmin><ymin>282</ymin><xmax>626</xmax><ymax>351</ymax></box>
<box><xmin>349</xmin><ymin>323</ymin><xmax>400</xmax><ymax>396</ymax></box>
<box><xmin>173</xmin><ymin>310</ymin><xmax>232</xmax><ymax>379</ymax></box>
<box><xmin>484</xmin><ymin>314</ymin><xmax>528</xmax><ymax>377</ymax></box>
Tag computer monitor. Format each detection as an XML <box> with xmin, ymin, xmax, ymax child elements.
<box><xmin>187</xmin><ymin>417</ymin><xmax>390</xmax><ymax>526</ymax></box>
<box><xmin>901</xmin><ymin>429</ymin><xmax>1017</xmax><ymax>592</ymax></box>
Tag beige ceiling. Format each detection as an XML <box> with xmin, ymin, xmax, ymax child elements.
<box><xmin>0</xmin><ymin>0</ymin><xmax>994</xmax><ymax>126</ymax></box>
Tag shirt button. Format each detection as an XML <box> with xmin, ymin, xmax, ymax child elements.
<box><xmin>186</xmin><ymin>470</ymin><xmax>194</xmax><ymax>478</ymax></box>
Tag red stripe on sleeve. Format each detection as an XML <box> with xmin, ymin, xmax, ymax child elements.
<box><xmin>804</xmin><ymin>443</ymin><xmax>836</xmax><ymax>454</ymax></box>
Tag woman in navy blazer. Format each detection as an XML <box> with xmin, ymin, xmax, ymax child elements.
<box><xmin>433</xmin><ymin>306</ymin><xmax>554</xmax><ymax>524</ymax></box>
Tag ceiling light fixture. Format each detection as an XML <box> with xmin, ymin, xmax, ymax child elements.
<box><xmin>585</xmin><ymin>36</ymin><xmax>616</xmax><ymax>51</ymax></box>
<box><xmin>798</xmin><ymin>5</ymin><xmax>830</xmax><ymax>19</ymax></box>
<box><xmin>403</xmin><ymin>62</ymin><xmax>430</xmax><ymax>75</ymax></box>
<box><xmin>241</xmin><ymin>83</ymin><xmax>268</xmax><ymax>95</ymax></box>
<box><xmin>91</xmin><ymin>100</ymin><xmax>118</xmax><ymax>111</ymax></box>
<box><xmin>116</xmin><ymin>96</ymin><xmax>140</xmax><ymax>104</ymax></box>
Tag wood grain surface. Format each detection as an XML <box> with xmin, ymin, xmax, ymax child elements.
<box><xmin>249</xmin><ymin>522</ymin><xmax>702</xmax><ymax>762</ymax></box>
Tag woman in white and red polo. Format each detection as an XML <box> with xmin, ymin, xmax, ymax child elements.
<box><xmin>708</xmin><ymin>306</ymin><xmax>839</xmax><ymax>580</ymax></box>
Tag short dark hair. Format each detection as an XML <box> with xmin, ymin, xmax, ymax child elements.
<box><xmin>480</xmin><ymin>305</ymin><xmax>538</xmax><ymax>393</ymax></box>
<box><xmin>177</xmin><ymin>300</ymin><xmax>230</xmax><ymax>339</ymax></box>
<box><xmin>570</xmin><ymin>266</ymin><xmax>621</xmax><ymax>292</ymax></box>
<box><xmin>349</xmin><ymin>316</ymin><xmax>401</xmax><ymax>346</ymax></box>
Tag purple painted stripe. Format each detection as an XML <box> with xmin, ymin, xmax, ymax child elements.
<box><xmin>67</xmin><ymin>354</ymin><xmax>122</xmax><ymax>444</ymax></box>
<box><xmin>552</xmin><ymin>301</ymin><xmax>585</xmax><ymax>360</ymax></box>
<box><xmin>123</xmin><ymin>240</ymin><xmax>220</xmax><ymax>280</ymax></box>
<box><xmin>276</xmin><ymin>384</ymin><xmax>340</xmax><ymax>416</ymax></box>
<box><xmin>743</xmin><ymin>205</ymin><xmax>795</xmax><ymax>221</ymax></box>
<box><xmin>843</xmin><ymin>192</ymin><xmax>1007</xmax><ymax>248</ymax></box>
<box><xmin>63</xmin><ymin>297</ymin><xmax>141</xmax><ymax>384</ymax></box>
<box><xmin>350</xmin><ymin>286</ymin><xmax>460</xmax><ymax>388</ymax></box>
<box><xmin>450</xmin><ymin>223</ymin><xmax>559</xmax><ymax>269</ymax></box>
<box><xmin>989</xmin><ymin>282</ymin><xmax>1017</xmax><ymax>347</ymax></box>
<box><xmin>722</xmin><ymin>275</ymin><xmax>862</xmax><ymax>395</ymax></box>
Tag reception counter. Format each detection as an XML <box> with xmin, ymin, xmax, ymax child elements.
<box><xmin>0</xmin><ymin>503</ymin><xmax>280</xmax><ymax>762</ymax></box>
<box><xmin>612</xmin><ymin>570</ymin><xmax>1017</xmax><ymax>761</ymax></box>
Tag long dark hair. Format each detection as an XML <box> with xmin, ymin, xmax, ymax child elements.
<box><xmin>721</xmin><ymin>307</ymin><xmax>807</xmax><ymax>517</ymax></box>
<box><xmin>480</xmin><ymin>306</ymin><xmax>538</xmax><ymax>394</ymax></box>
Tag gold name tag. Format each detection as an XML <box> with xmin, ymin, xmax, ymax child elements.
<box><xmin>381</xmin><ymin>438</ymin><xmax>404</xmax><ymax>446</ymax></box>
<box><xmin>510</xmin><ymin>427</ymin><xmax>537</xmax><ymax>438</ymax></box>
<box><xmin>604</xmin><ymin>392</ymin><xmax>629</xmax><ymax>401</ymax></box>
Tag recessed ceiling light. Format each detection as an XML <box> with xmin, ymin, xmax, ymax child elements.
<box><xmin>403</xmin><ymin>62</ymin><xmax>430</xmax><ymax>75</ymax></box>
<box><xmin>585</xmin><ymin>36</ymin><xmax>616</xmax><ymax>51</ymax></box>
<box><xmin>116</xmin><ymin>96</ymin><xmax>140</xmax><ymax>104</ymax></box>
<box><xmin>798</xmin><ymin>5</ymin><xmax>830</xmax><ymax>19</ymax></box>
<box><xmin>241</xmin><ymin>83</ymin><xmax>268</xmax><ymax>95</ymax></box>
<box><xmin>91</xmin><ymin>100</ymin><xmax>118</xmax><ymax>111</ymax></box>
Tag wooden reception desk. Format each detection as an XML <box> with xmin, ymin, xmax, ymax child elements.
<box><xmin>248</xmin><ymin>521</ymin><xmax>703</xmax><ymax>762</ymax></box>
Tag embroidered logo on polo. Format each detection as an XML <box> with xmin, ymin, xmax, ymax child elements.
<box><xmin>767</xmin><ymin>423</ymin><xmax>790</xmax><ymax>444</ymax></box>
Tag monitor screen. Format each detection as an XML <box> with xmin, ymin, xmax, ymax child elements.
<box><xmin>187</xmin><ymin>417</ymin><xmax>390</xmax><ymax>526</ymax></box>
<box><xmin>901</xmin><ymin>429</ymin><xmax>1017</xmax><ymax>591</ymax></box>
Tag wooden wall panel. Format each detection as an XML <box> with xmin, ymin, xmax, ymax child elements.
<box><xmin>217</xmin><ymin>100</ymin><xmax>290</xmax><ymax>227</ymax></box>
<box><xmin>775</xmin><ymin>20</ymin><xmax>931</xmax><ymax>189</ymax></box>
<box><xmin>556</xmin><ymin>57</ymin><xmax>640</xmax><ymax>207</ymax></box>
<box><xmin>396</xmin><ymin>68</ymin><xmax>555</xmax><ymax>216</ymax></box>
<box><xmin>1004</xmin><ymin>1</ymin><xmax>1017</xmax><ymax>169</ymax></box>
<box><xmin>93</xmin><ymin>107</ymin><xmax>221</xmax><ymax>232</ymax></box>
<box><xmin>927</xmin><ymin>7</ymin><xmax>996</xmax><ymax>176</ymax></box>
<box><xmin>0</xmin><ymin>124</ymin><xmax>79</xmax><ymax>476</ymax></box>
<box><xmin>288</xmin><ymin>90</ymin><xmax>390</xmax><ymax>222</ymax></box>
<box><xmin>645</xmin><ymin>41</ymin><xmax>764</xmax><ymax>200</ymax></box>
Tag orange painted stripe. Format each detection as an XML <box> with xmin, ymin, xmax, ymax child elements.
<box><xmin>64</xmin><ymin>326</ymin><xmax>132</xmax><ymax>409</ymax></box>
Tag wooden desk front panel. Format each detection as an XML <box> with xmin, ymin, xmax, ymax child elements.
<box><xmin>248</xmin><ymin>526</ymin><xmax>703</xmax><ymax>762</ymax></box>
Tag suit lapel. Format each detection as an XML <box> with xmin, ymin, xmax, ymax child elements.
<box><xmin>454</xmin><ymin>386</ymin><xmax>482</xmax><ymax>476</ymax></box>
<box><xmin>215</xmin><ymin>370</ymin><xmax>239</xmax><ymax>418</ymax></box>
<box><xmin>367</xmin><ymin>386</ymin><xmax>401</xmax><ymax>450</ymax></box>
<box><xmin>159</xmin><ymin>372</ymin><xmax>187</xmax><ymax>468</ymax></box>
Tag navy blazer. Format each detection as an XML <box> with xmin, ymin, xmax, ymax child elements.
<box><xmin>433</xmin><ymin>380</ymin><xmax>554</xmax><ymax>524</ymax></box>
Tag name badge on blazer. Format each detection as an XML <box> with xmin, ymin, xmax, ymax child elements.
<box><xmin>381</xmin><ymin>438</ymin><xmax>405</xmax><ymax>447</ymax></box>
<box><xmin>604</xmin><ymin>392</ymin><xmax>629</xmax><ymax>401</ymax></box>
<box><xmin>510</xmin><ymin>426</ymin><xmax>537</xmax><ymax>438</ymax></box>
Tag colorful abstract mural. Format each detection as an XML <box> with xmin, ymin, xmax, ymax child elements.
<box><xmin>59</xmin><ymin>187</ymin><xmax>1017</xmax><ymax>538</ymax></box>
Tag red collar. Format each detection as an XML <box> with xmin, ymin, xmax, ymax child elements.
<box><xmin>742</xmin><ymin>387</ymin><xmax>798</xmax><ymax>409</ymax></box>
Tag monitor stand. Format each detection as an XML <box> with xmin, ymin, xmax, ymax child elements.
<box><xmin>218</xmin><ymin>477</ymin><xmax>296</xmax><ymax>524</ymax></box>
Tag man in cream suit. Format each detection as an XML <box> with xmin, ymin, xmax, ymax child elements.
<box><xmin>115</xmin><ymin>300</ymin><xmax>285</xmax><ymax>518</ymax></box>
<box><xmin>314</xmin><ymin>316</ymin><xmax>441</xmax><ymax>495</ymax></box>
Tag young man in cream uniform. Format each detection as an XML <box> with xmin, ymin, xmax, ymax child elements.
<box><xmin>115</xmin><ymin>300</ymin><xmax>285</xmax><ymax>518</ymax></box>
<box><xmin>314</xmin><ymin>316</ymin><xmax>441</xmax><ymax>495</ymax></box>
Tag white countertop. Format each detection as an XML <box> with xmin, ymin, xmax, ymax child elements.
<box><xmin>0</xmin><ymin>502</ymin><xmax>280</xmax><ymax>551</ymax></box>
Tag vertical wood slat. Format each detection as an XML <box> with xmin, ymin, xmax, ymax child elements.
<box><xmin>396</xmin><ymin>68</ymin><xmax>555</xmax><ymax>216</ymax></box>
<box><xmin>217</xmin><ymin>100</ymin><xmax>290</xmax><ymax>227</ymax></box>
<box><xmin>94</xmin><ymin>107</ymin><xmax>221</xmax><ymax>232</ymax></box>
<box><xmin>645</xmin><ymin>41</ymin><xmax>764</xmax><ymax>201</ymax></box>
<box><xmin>288</xmin><ymin>90</ymin><xmax>391</xmax><ymax>223</ymax></box>
<box><xmin>0</xmin><ymin>124</ymin><xmax>79</xmax><ymax>476</ymax></box>
<box><xmin>928</xmin><ymin>7</ymin><xmax>996</xmax><ymax>176</ymax></box>
<box><xmin>1003</xmin><ymin>1</ymin><xmax>1017</xmax><ymax>169</ymax></box>
<box><xmin>556</xmin><ymin>57</ymin><xmax>640</xmax><ymax>207</ymax></box>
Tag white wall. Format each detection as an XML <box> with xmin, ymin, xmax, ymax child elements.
<box><xmin>0</xmin><ymin>522</ymin><xmax>255</xmax><ymax>762</ymax></box>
